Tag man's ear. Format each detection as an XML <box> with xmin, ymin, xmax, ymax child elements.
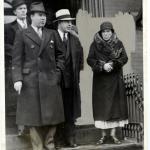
<box><xmin>30</xmin><ymin>14</ymin><xmax>33</xmax><ymax>20</ymax></box>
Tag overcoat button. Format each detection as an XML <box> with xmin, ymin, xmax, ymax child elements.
<box><xmin>31</xmin><ymin>45</ymin><xmax>35</xmax><ymax>49</ymax></box>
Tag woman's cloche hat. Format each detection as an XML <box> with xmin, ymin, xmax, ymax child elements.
<box><xmin>100</xmin><ymin>21</ymin><xmax>114</xmax><ymax>31</ymax></box>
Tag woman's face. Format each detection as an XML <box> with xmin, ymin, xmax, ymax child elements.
<box><xmin>101</xmin><ymin>29</ymin><xmax>113</xmax><ymax>41</ymax></box>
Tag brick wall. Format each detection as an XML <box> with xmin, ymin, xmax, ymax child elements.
<box><xmin>103</xmin><ymin>0</ymin><xmax>143</xmax><ymax>76</ymax></box>
<box><xmin>131</xmin><ymin>30</ymin><xmax>143</xmax><ymax>75</ymax></box>
<box><xmin>104</xmin><ymin>0</ymin><xmax>142</xmax><ymax>17</ymax></box>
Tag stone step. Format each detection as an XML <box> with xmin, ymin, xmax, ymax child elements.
<box><xmin>6</xmin><ymin>126</ymin><xmax>124</xmax><ymax>150</ymax></box>
<box><xmin>59</xmin><ymin>141</ymin><xmax>143</xmax><ymax>150</ymax></box>
<box><xmin>6</xmin><ymin>138</ymin><xmax>143</xmax><ymax>150</ymax></box>
<box><xmin>6</xmin><ymin>126</ymin><xmax>143</xmax><ymax>150</ymax></box>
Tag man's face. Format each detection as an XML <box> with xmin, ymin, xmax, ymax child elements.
<box><xmin>101</xmin><ymin>29</ymin><xmax>113</xmax><ymax>41</ymax></box>
<box><xmin>13</xmin><ymin>4</ymin><xmax>27</xmax><ymax>20</ymax></box>
<box><xmin>31</xmin><ymin>12</ymin><xmax>46</xmax><ymax>28</ymax></box>
<box><xmin>58</xmin><ymin>20</ymin><xmax>72</xmax><ymax>33</ymax></box>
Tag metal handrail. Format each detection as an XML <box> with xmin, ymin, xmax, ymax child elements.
<box><xmin>122</xmin><ymin>73</ymin><xmax>143</xmax><ymax>142</ymax></box>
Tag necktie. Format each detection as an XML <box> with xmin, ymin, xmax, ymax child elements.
<box><xmin>63</xmin><ymin>33</ymin><xmax>67</xmax><ymax>48</ymax></box>
<box><xmin>37</xmin><ymin>28</ymin><xmax>42</xmax><ymax>39</ymax></box>
<box><xmin>22</xmin><ymin>20</ymin><xmax>27</xmax><ymax>29</ymax></box>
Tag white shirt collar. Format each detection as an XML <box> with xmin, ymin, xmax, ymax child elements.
<box><xmin>31</xmin><ymin>24</ymin><xmax>42</xmax><ymax>33</ymax></box>
<box><xmin>17</xmin><ymin>18</ymin><xmax>27</xmax><ymax>28</ymax></box>
<box><xmin>58</xmin><ymin>29</ymin><xmax>68</xmax><ymax>41</ymax></box>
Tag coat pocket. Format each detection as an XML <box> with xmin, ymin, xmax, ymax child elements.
<box><xmin>22</xmin><ymin>68</ymin><xmax>31</xmax><ymax>74</ymax></box>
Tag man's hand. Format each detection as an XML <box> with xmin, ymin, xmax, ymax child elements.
<box><xmin>103</xmin><ymin>63</ymin><xmax>113</xmax><ymax>72</ymax></box>
<box><xmin>14</xmin><ymin>81</ymin><xmax>22</xmax><ymax>95</ymax></box>
<box><xmin>67</xmin><ymin>25</ymin><xmax>79</xmax><ymax>38</ymax></box>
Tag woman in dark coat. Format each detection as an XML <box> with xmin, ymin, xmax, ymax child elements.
<box><xmin>87</xmin><ymin>21</ymin><xmax>128</xmax><ymax>144</ymax></box>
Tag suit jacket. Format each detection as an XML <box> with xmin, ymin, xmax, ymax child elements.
<box><xmin>12</xmin><ymin>26</ymin><xmax>65</xmax><ymax>126</ymax></box>
<box><xmin>57</xmin><ymin>31</ymin><xmax>84</xmax><ymax>119</ymax></box>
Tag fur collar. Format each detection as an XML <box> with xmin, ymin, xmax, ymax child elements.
<box><xmin>94</xmin><ymin>32</ymin><xmax>119</xmax><ymax>46</ymax></box>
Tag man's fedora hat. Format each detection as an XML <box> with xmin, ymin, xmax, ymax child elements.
<box><xmin>12</xmin><ymin>0</ymin><xmax>26</xmax><ymax>9</ymax></box>
<box><xmin>54</xmin><ymin>9</ymin><xmax>75</xmax><ymax>22</ymax></box>
<box><xmin>29</xmin><ymin>2</ymin><xmax>46</xmax><ymax>14</ymax></box>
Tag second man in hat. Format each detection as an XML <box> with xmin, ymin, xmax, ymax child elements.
<box><xmin>54</xmin><ymin>9</ymin><xmax>84</xmax><ymax>148</ymax></box>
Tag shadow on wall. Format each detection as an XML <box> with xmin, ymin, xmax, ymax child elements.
<box><xmin>76</xmin><ymin>9</ymin><xmax>136</xmax><ymax>125</ymax></box>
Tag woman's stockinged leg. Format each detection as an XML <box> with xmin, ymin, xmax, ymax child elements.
<box><xmin>96</xmin><ymin>129</ymin><xmax>107</xmax><ymax>145</ymax></box>
<box><xmin>102</xmin><ymin>129</ymin><xmax>107</xmax><ymax>137</ymax></box>
<box><xmin>110</xmin><ymin>128</ymin><xmax>121</xmax><ymax>144</ymax></box>
<box><xmin>110</xmin><ymin>128</ymin><xmax>116</xmax><ymax>137</ymax></box>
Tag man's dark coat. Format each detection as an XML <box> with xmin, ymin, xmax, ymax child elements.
<box><xmin>57</xmin><ymin>32</ymin><xmax>84</xmax><ymax>120</ymax></box>
<box><xmin>12</xmin><ymin>26</ymin><xmax>65</xmax><ymax>126</ymax></box>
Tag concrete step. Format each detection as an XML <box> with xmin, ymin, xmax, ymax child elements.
<box><xmin>59</xmin><ymin>141</ymin><xmax>143</xmax><ymax>150</ymax></box>
<box><xmin>6</xmin><ymin>127</ymin><xmax>143</xmax><ymax>150</ymax></box>
<box><xmin>6</xmin><ymin>126</ymin><xmax>124</xmax><ymax>150</ymax></box>
<box><xmin>6</xmin><ymin>134</ymin><xmax>31</xmax><ymax>150</ymax></box>
<box><xmin>6</xmin><ymin>138</ymin><xmax>143</xmax><ymax>150</ymax></box>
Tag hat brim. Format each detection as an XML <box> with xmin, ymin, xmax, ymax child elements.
<box><xmin>13</xmin><ymin>2</ymin><xmax>26</xmax><ymax>9</ymax></box>
<box><xmin>53</xmin><ymin>17</ymin><xmax>75</xmax><ymax>23</ymax></box>
<box><xmin>28</xmin><ymin>10</ymin><xmax>47</xmax><ymax>15</ymax></box>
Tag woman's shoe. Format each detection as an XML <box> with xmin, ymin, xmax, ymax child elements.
<box><xmin>111</xmin><ymin>136</ymin><xmax>121</xmax><ymax>144</ymax></box>
<box><xmin>96</xmin><ymin>136</ymin><xmax>107</xmax><ymax>145</ymax></box>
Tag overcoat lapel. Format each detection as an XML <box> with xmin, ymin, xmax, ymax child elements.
<box><xmin>38</xmin><ymin>28</ymin><xmax>50</xmax><ymax>56</ymax></box>
<box><xmin>24</xmin><ymin>26</ymin><xmax>41</xmax><ymax>46</ymax></box>
<box><xmin>66</xmin><ymin>39</ymin><xmax>70</xmax><ymax>59</ymax></box>
<box><xmin>69</xmin><ymin>34</ymin><xmax>76</xmax><ymax>70</ymax></box>
<box><xmin>12</xmin><ymin>21</ymin><xmax>20</xmax><ymax>31</ymax></box>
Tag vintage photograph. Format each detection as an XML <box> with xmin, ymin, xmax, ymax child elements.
<box><xmin>4</xmin><ymin>0</ymin><xmax>143</xmax><ymax>150</ymax></box>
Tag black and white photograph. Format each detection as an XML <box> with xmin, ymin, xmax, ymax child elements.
<box><xmin>2</xmin><ymin>0</ymin><xmax>144</xmax><ymax>150</ymax></box>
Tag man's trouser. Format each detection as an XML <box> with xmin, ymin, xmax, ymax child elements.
<box><xmin>29</xmin><ymin>126</ymin><xmax>56</xmax><ymax>150</ymax></box>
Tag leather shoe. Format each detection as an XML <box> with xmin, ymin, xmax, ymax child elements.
<box><xmin>66</xmin><ymin>142</ymin><xmax>78</xmax><ymax>148</ymax></box>
<box><xmin>96</xmin><ymin>136</ymin><xmax>107</xmax><ymax>145</ymax></box>
<box><xmin>65</xmin><ymin>137</ymin><xmax>78</xmax><ymax>148</ymax></box>
<box><xmin>110</xmin><ymin>136</ymin><xmax>121</xmax><ymax>144</ymax></box>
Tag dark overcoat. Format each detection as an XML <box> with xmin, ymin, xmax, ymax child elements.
<box><xmin>5</xmin><ymin>20</ymin><xmax>30</xmax><ymax>117</ymax></box>
<box><xmin>57</xmin><ymin>32</ymin><xmax>84</xmax><ymax>120</ymax></box>
<box><xmin>12</xmin><ymin>26</ymin><xmax>65</xmax><ymax>126</ymax></box>
<box><xmin>87</xmin><ymin>33</ymin><xmax>128</xmax><ymax>121</ymax></box>
<box><xmin>5</xmin><ymin>20</ymin><xmax>30</xmax><ymax>58</ymax></box>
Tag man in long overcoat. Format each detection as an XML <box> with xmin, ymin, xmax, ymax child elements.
<box><xmin>54</xmin><ymin>9</ymin><xmax>84</xmax><ymax>147</ymax></box>
<box><xmin>12</xmin><ymin>2</ymin><xmax>65</xmax><ymax>150</ymax></box>
<box><xmin>4</xmin><ymin>0</ymin><xmax>29</xmax><ymax>135</ymax></box>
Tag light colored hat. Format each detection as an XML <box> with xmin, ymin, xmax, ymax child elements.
<box><xmin>54</xmin><ymin>9</ymin><xmax>75</xmax><ymax>22</ymax></box>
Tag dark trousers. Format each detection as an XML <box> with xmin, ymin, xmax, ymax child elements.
<box><xmin>62</xmin><ymin>87</ymin><xmax>76</xmax><ymax>139</ymax></box>
<box><xmin>55</xmin><ymin>87</ymin><xmax>76</xmax><ymax>145</ymax></box>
